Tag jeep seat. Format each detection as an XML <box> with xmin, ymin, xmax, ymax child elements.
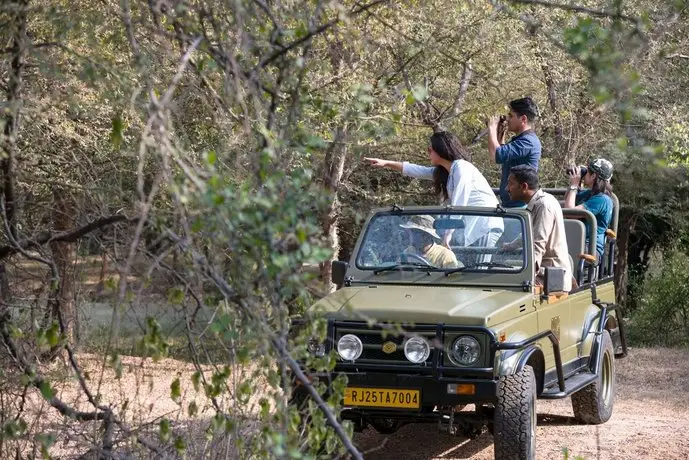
<box><xmin>564</xmin><ymin>219</ymin><xmax>586</xmax><ymax>285</ymax></box>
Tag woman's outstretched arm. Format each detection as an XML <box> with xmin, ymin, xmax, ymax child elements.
<box><xmin>364</xmin><ymin>158</ymin><xmax>435</xmax><ymax>180</ymax></box>
<box><xmin>363</xmin><ymin>158</ymin><xmax>403</xmax><ymax>172</ymax></box>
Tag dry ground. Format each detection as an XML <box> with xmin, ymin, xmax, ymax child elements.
<box><xmin>25</xmin><ymin>347</ymin><xmax>689</xmax><ymax>459</ymax></box>
<box><xmin>7</xmin><ymin>259</ymin><xmax>689</xmax><ymax>458</ymax></box>
<box><xmin>354</xmin><ymin>347</ymin><xmax>689</xmax><ymax>459</ymax></box>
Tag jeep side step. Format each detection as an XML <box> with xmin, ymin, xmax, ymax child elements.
<box><xmin>539</xmin><ymin>372</ymin><xmax>597</xmax><ymax>399</ymax></box>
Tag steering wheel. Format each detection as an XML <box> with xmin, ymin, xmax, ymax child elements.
<box><xmin>399</xmin><ymin>252</ymin><xmax>435</xmax><ymax>267</ymax></box>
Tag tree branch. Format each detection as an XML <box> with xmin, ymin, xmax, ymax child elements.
<box><xmin>276</xmin><ymin>339</ymin><xmax>364</xmax><ymax>460</ymax></box>
<box><xmin>442</xmin><ymin>62</ymin><xmax>474</xmax><ymax>121</ymax></box>
<box><xmin>256</xmin><ymin>0</ymin><xmax>389</xmax><ymax>70</ymax></box>
<box><xmin>0</xmin><ymin>214</ymin><xmax>139</xmax><ymax>260</ymax></box>
<box><xmin>167</xmin><ymin>233</ymin><xmax>363</xmax><ymax>459</ymax></box>
<box><xmin>507</xmin><ymin>0</ymin><xmax>637</xmax><ymax>22</ymax></box>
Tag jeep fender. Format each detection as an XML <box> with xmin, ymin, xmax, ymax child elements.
<box><xmin>495</xmin><ymin>332</ymin><xmax>540</xmax><ymax>376</ymax></box>
<box><xmin>578</xmin><ymin>304</ymin><xmax>618</xmax><ymax>357</ymax></box>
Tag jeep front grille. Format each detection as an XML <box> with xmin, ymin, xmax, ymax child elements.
<box><xmin>334</xmin><ymin>326</ymin><xmax>436</xmax><ymax>365</ymax></box>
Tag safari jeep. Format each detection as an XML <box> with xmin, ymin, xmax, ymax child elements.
<box><xmin>293</xmin><ymin>195</ymin><xmax>627</xmax><ymax>459</ymax></box>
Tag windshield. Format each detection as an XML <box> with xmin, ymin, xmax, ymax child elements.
<box><xmin>356</xmin><ymin>211</ymin><xmax>525</xmax><ymax>273</ymax></box>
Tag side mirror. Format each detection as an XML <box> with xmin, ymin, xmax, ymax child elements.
<box><xmin>332</xmin><ymin>261</ymin><xmax>349</xmax><ymax>289</ymax></box>
<box><xmin>543</xmin><ymin>266</ymin><xmax>568</xmax><ymax>294</ymax></box>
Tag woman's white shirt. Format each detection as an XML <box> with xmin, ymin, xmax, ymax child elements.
<box><xmin>402</xmin><ymin>160</ymin><xmax>503</xmax><ymax>246</ymax></box>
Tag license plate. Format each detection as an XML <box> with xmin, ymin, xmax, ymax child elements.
<box><xmin>344</xmin><ymin>387</ymin><xmax>420</xmax><ymax>409</ymax></box>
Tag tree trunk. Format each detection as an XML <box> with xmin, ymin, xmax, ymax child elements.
<box><xmin>0</xmin><ymin>264</ymin><xmax>10</xmax><ymax>312</ymax></box>
<box><xmin>319</xmin><ymin>128</ymin><xmax>347</xmax><ymax>293</ymax></box>
<box><xmin>50</xmin><ymin>187</ymin><xmax>78</xmax><ymax>343</ymax></box>
<box><xmin>533</xmin><ymin>44</ymin><xmax>569</xmax><ymax>164</ymax></box>
<box><xmin>615</xmin><ymin>212</ymin><xmax>635</xmax><ymax>309</ymax></box>
<box><xmin>0</xmin><ymin>0</ymin><xmax>28</xmax><ymax>239</ymax></box>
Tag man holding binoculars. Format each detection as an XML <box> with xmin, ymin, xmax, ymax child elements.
<box><xmin>486</xmin><ymin>97</ymin><xmax>542</xmax><ymax>207</ymax></box>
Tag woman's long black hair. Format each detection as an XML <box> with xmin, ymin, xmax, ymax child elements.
<box><xmin>590</xmin><ymin>175</ymin><xmax>613</xmax><ymax>196</ymax></box>
<box><xmin>430</xmin><ymin>131</ymin><xmax>471</xmax><ymax>200</ymax></box>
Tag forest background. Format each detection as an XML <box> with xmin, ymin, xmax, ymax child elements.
<box><xmin>1</xmin><ymin>0</ymin><xmax>688</xmax><ymax>457</ymax></box>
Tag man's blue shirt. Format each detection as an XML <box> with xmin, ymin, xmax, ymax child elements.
<box><xmin>576</xmin><ymin>190</ymin><xmax>613</xmax><ymax>258</ymax></box>
<box><xmin>495</xmin><ymin>130</ymin><xmax>542</xmax><ymax>207</ymax></box>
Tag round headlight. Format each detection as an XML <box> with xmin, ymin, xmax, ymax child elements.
<box><xmin>404</xmin><ymin>336</ymin><xmax>430</xmax><ymax>363</ymax></box>
<box><xmin>337</xmin><ymin>334</ymin><xmax>363</xmax><ymax>361</ymax></box>
<box><xmin>451</xmin><ymin>335</ymin><xmax>481</xmax><ymax>366</ymax></box>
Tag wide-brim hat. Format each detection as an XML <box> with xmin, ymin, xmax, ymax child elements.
<box><xmin>400</xmin><ymin>215</ymin><xmax>441</xmax><ymax>240</ymax></box>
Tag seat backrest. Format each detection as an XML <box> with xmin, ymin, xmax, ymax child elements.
<box><xmin>564</xmin><ymin>219</ymin><xmax>586</xmax><ymax>266</ymax></box>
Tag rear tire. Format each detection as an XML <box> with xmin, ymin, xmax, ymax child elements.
<box><xmin>493</xmin><ymin>365</ymin><xmax>537</xmax><ymax>460</ymax></box>
<box><xmin>572</xmin><ymin>330</ymin><xmax>615</xmax><ymax>424</ymax></box>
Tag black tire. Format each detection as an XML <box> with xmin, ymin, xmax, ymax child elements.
<box><xmin>572</xmin><ymin>330</ymin><xmax>615</xmax><ymax>424</ymax></box>
<box><xmin>493</xmin><ymin>365</ymin><xmax>537</xmax><ymax>460</ymax></box>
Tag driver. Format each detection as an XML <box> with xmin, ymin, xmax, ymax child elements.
<box><xmin>400</xmin><ymin>215</ymin><xmax>460</xmax><ymax>269</ymax></box>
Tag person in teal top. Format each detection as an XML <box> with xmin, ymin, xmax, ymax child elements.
<box><xmin>564</xmin><ymin>158</ymin><xmax>614</xmax><ymax>259</ymax></box>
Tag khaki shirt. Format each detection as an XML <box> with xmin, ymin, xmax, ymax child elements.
<box><xmin>404</xmin><ymin>243</ymin><xmax>459</xmax><ymax>269</ymax></box>
<box><xmin>527</xmin><ymin>189</ymin><xmax>572</xmax><ymax>291</ymax></box>
<box><xmin>423</xmin><ymin>243</ymin><xmax>459</xmax><ymax>269</ymax></box>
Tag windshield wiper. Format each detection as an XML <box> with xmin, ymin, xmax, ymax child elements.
<box><xmin>445</xmin><ymin>262</ymin><xmax>515</xmax><ymax>276</ymax></box>
<box><xmin>374</xmin><ymin>262</ymin><xmax>435</xmax><ymax>275</ymax></box>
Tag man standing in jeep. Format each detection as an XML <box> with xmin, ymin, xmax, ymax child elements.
<box><xmin>505</xmin><ymin>165</ymin><xmax>571</xmax><ymax>291</ymax></box>
<box><xmin>487</xmin><ymin>97</ymin><xmax>542</xmax><ymax>208</ymax></box>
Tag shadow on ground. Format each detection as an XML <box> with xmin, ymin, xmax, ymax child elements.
<box><xmin>355</xmin><ymin>423</ymin><xmax>494</xmax><ymax>459</ymax></box>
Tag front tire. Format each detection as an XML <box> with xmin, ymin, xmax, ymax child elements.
<box><xmin>493</xmin><ymin>365</ymin><xmax>537</xmax><ymax>460</ymax></box>
<box><xmin>572</xmin><ymin>330</ymin><xmax>615</xmax><ymax>424</ymax></box>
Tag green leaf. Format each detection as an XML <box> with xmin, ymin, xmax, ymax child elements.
<box><xmin>45</xmin><ymin>322</ymin><xmax>60</xmax><ymax>347</ymax></box>
<box><xmin>192</xmin><ymin>371</ymin><xmax>201</xmax><ymax>392</ymax></box>
<box><xmin>8</xmin><ymin>324</ymin><xmax>24</xmax><ymax>339</ymax></box>
<box><xmin>174</xmin><ymin>436</ymin><xmax>186</xmax><ymax>454</ymax></box>
<box><xmin>170</xmin><ymin>377</ymin><xmax>181</xmax><ymax>402</ymax></box>
<box><xmin>294</xmin><ymin>23</ymin><xmax>308</xmax><ymax>39</ymax></box>
<box><xmin>110</xmin><ymin>116</ymin><xmax>124</xmax><ymax>150</ymax></box>
<box><xmin>188</xmin><ymin>401</ymin><xmax>198</xmax><ymax>417</ymax></box>
<box><xmin>206</xmin><ymin>150</ymin><xmax>217</xmax><ymax>166</ymax></box>
<box><xmin>211</xmin><ymin>413</ymin><xmax>224</xmax><ymax>431</ymax></box>
<box><xmin>237</xmin><ymin>381</ymin><xmax>252</xmax><ymax>404</ymax></box>
<box><xmin>167</xmin><ymin>287</ymin><xmax>185</xmax><ymax>305</ymax></box>
<box><xmin>159</xmin><ymin>418</ymin><xmax>171</xmax><ymax>442</ymax></box>
<box><xmin>36</xmin><ymin>433</ymin><xmax>56</xmax><ymax>460</ymax></box>
<box><xmin>39</xmin><ymin>381</ymin><xmax>54</xmax><ymax>401</ymax></box>
<box><xmin>224</xmin><ymin>418</ymin><xmax>236</xmax><ymax>433</ymax></box>
<box><xmin>2</xmin><ymin>419</ymin><xmax>27</xmax><ymax>439</ymax></box>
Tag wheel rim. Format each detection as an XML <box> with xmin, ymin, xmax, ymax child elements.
<box><xmin>601</xmin><ymin>350</ymin><xmax>613</xmax><ymax>406</ymax></box>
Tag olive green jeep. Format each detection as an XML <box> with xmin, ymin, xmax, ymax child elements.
<box><xmin>292</xmin><ymin>191</ymin><xmax>627</xmax><ymax>459</ymax></box>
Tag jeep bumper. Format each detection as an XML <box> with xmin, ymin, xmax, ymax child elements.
<box><xmin>296</xmin><ymin>371</ymin><xmax>498</xmax><ymax>407</ymax></box>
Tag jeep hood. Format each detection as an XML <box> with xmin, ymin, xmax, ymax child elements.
<box><xmin>311</xmin><ymin>285</ymin><xmax>533</xmax><ymax>327</ymax></box>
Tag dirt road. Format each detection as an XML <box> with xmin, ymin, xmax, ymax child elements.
<box><xmin>353</xmin><ymin>348</ymin><xmax>689</xmax><ymax>459</ymax></box>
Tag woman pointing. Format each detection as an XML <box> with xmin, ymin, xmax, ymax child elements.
<box><xmin>364</xmin><ymin>131</ymin><xmax>503</xmax><ymax>253</ymax></box>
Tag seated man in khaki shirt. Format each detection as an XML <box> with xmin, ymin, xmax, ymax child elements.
<box><xmin>400</xmin><ymin>215</ymin><xmax>459</xmax><ymax>269</ymax></box>
<box><xmin>503</xmin><ymin>165</ymin><xmax>572</xmax><ymax>291</ymax></box>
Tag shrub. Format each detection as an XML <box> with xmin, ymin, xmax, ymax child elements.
<box><xmin>628</xmin><ymin>248</ymin><xmax>689</xmax><ymax>346</ymax></box>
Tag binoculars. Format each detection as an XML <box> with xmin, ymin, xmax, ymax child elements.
<box><xmin>567</xmin><ymin>166</ymin><xmax>588</xmax><ymax>179</ymax></box>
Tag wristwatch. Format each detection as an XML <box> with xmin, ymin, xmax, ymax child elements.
<box><xmin>568</xmin><ymin>185</ymin><xmax>578</xmax><ymax>191</ymax></box>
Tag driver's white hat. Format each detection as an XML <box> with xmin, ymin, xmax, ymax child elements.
<box><xmin>400</xmin><ymin>215</ymin><xmax>441</xmax><ymax>240</ymax></box>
